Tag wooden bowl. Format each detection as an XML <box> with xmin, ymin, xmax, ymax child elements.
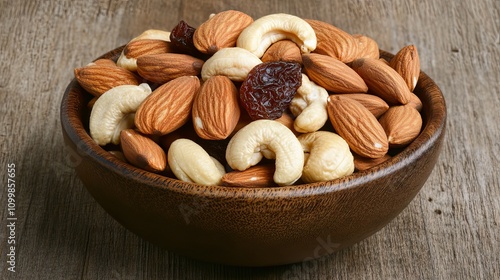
<box><xmin>60</xmin><ymin>47</ymin><xmax>446</xmax><ymax>267</ymax></box>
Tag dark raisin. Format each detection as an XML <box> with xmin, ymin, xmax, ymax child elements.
<box><xmin>240</xmin><ymin>61</ymin><xmax>302</xmax><ymax>120</ymax></box>
<box><xmin>170</xmin><ymin>20</ymin><xmax>199</xmax><ymax>55</ymax></box>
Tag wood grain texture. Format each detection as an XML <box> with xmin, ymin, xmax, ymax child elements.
<box><xmin>0</xmin><ymin>0</ymin><xmax>498</xmax><ymax>279</ymax></box>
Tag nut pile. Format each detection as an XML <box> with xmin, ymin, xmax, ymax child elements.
<box><xmin>74</xmin><ymin>11</ymin><xmax>423</xmax><ymax>187</ymax></box>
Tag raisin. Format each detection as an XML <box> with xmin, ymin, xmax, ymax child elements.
<box><xmin>240</xmin><ymin>61</ymin><xmax>302</xmax><ymax>120</ymax></box>
<box><xmin>170</xmin><ymin>20</ymin><xmax>199</xmax><ymax>55</ymax></box>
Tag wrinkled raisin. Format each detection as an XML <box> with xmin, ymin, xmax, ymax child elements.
<box><xmin>240</xmin><ymin>61</ymin><xmax>302</xmax><ymax>120</ymax></box>
<box><xmin>170</xmin><ymin>20</ymin><xmax>199</xmax><ymax>55</ymax></box>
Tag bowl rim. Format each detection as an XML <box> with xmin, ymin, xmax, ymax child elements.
<box><xmin>60</xmin><ymin>47</ymin><xmax>447</xmax><ymax>199</ymax></box>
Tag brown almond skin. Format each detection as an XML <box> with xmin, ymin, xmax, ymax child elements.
<box><xmin>379</xmin><ymin>105</ymin><xmax>423</xmax><ymax>147</ymax></box>
<box><xmin>332</xmin><ymin>93</ymin><xmax>389</xmax><ymax>118</ymax></box>
<box><xmin>408</xmin><ymin>92</ymin><xmax>423</xmax><ymax>111</ymax></box>
<box><xmin>274</xmin><ymin>112</ymin><xmax>300</xmax><ymax>136</ymax></box>
<box><xmin>389</xmin><ymin>45</ymin><xmax>420</xmax><ymax>92</ymax></box>
<box><xmin>135</xmin><ymin>76</ymin><xmax>200</xmax><ymax>136</ymax></box>
<box><xmin>136</xmin><ymin>53</ymin><xmax>204</xmax><ymax>84</ymax></box>
<box><xmin>108</xmin><ymin>150</ymin><xmax>127</xmax><ymax>162</ymax></box>
<box><xmin>123</xmin><ymin>39</ymin><xmax>173</xmax><ymax>58</ymax></box>
<box><xmin>351</xmin><ymin>57</ymin><xmax>412</xmax><ymax>105</ymax></box>
<box><xmin>87</xmin><ymin>97</ymin><xmax>98</xmax><ymax>110</ymax></box>
<box><xmin>303</xmin><ymin>53</ymin><xmax>368</xmax><ymax>93</ymax></box>
<box><xmin>352</xmin><ymin>34</ymin><xmax>379</xmax><ymax>60</ymax></box>
<box><xmin>93</xmin><ymin>58</ymin><xmax>118</xmax><ymax>66</ymax></box>
<box><xmin>194</xmin><ymin>10</ymin><xmax>253</xmax><ymax>55</ymax></box>
<box><xmin>261</xmin><ymin>40</ymin><xmax>302</xmax><ymax>64</ymax></box>
<box><xmin>221</xmin><ymin>165</ymin><xmax>277</xmax><ymax>188</ymax></box>
<box><xmin>353</xmin><ymin>153</ymin><xmax>392</xmax><ymax>171</ymax></box>
<box><xmin>379</xmin><ymin>58</ymin><xmax>390</xmax><ymax>65</ymax></box>
<box><xmin>327</xmin><ymin>95</ymin><xmax>389</xmax><ymax>159</ymax></box>
<box><xmin>192</xmin><ymin>75</ymin><xmax>241</xmax><ymax>140</ymax></box>
<box><xmin>74</xmin><ymin>64</ymin><xmax>139</xmax><ymax>97</ymax></box>
<box><xmin>305</xmin><ymin>19</ymin><xmax>359</xmax><ymax>63</ymax></box>
<box><xmin>120</xmin><ymin>129</ymin><xmax>167</xmax><ymax>173</ymax></box>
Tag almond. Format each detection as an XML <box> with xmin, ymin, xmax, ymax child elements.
<box><xmin>93</xmin><ymin>58</ymin><xmax>118</xmax><ymax>66</ymax></box>
<box><xmin>274</xmin><ymin>111</ymin><xmax>300</xmax><ymax>136</ymax></box>
<box><xmin>123</xmin><ymin>39</ymin><xmax>173</xmax><ymax>59</ymax></box>
<box><xmin>408</xmin><ymin>92</ymin><xmax>423</xmax><ymax>111</ymax></box>
<box><xmin>120</xmin><ymin>129</ymin><xmax>167</xmax><ymax>172</ymax></box>
<box><xmin>194</xmin><ymin>10</ymin><xmax>253</xmax><ymax>54</ymax></box>
<box><xmin>327</xmin><ymin>95</ymin><xmax>388</xmax><ymax>158</ymax></box>
<box><xmin>261</xmin><ymin>40</ymin><xmax>302</xmax><ymax>64</ymax></box>
<box><xmin>378</xmin><ymin>104</ymin><xmax>423</xmax><ymax>147</ymax></box>
<box><xmin>108</xmin><ymin>150</ymin><xmax>127</xmax><ymax>162</ymax></box>
<box><xmin>302</xmin><ymin>53</ymin><xmax>368</xmax><ymax>93</ymax></box>
<box><xmin>221</xmin><ymin>165</ymin><xmax>277</xmax><ymax>188</ymax></box>
<box><xmin>87</xmin><ymin>96</ymin><xmax>98</xmax><ymax>110</ymax></box>
<box><xmin>379</xmin><ymin>57</ymin><xmax>390</xmax><ymax>65</ymax></box>
<box><xmin>351</xmin><ymin>57</ymin><xmax>412</xmax><ymax>105</ymax></box>
<box><xmin>352</xmin><ymin>34</ymin><xmax>379</xmax><ymax>59</ymax></box>
<box><xmin>231</xmin><ymin>109</ymin><xmax>253</xmax><ymax>136</ymax></box>
<box><xmin>389</xmin><ymin>45</ymin><xmax>420</xmax><ymax>91</ymax></box>
<box><xmin>135</xmin><ymin>76</ymin><xmax>200</xmax><ymax>135</ymax></box>
<box><xmin>136</xmin><ymin>53</ymin><xmax>204</xmax><ymax>84</ymax></box>
<box><xmin>353</xmin><ymin>153</ymin><xmax>391</xmax><ymax>171</ymax></box>
<box><xmin>192</xmin><ymin>76</ymin><xmax>240</xmax><ymax>140</ymax></box>
<box><xmin>305</xmin><ymin>19</ymin><xmax>359</xmax><ymax>63</ymax></box>
<box><xmin>333</xmin><ymin>93</ymin><xmax>389</xmax><ymax>118</ymax></box>
<box><xmin>74</xmin><ymin>64</ymin><xmax>139</xmax><ymax>97</ymax></box>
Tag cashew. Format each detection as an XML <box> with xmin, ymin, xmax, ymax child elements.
<box><xmin>226</xmin><ymin>120</ymin><xmax>304</xmax><ymax>186</ymax></box>
<box><xmin>117</xmin><ymin>29</ymin><xmax>171</xmax><ymax>71</ymax></box>
<box><xmin>89</xmin><ymin>83</ymin><xmax>152</xmax><ymax>146</ymax></box>
<box><xmin>200</xmin><ymin>47</ymin><xmax>262</xmax><ymax>81</ymax></box>
<box><xmin>236</xmin><ymin>13</ymin><xmax>316</xmax><ymax>58</ymax></box>
<box><xmin>130</xmin><ymin>29</ymin><xmax>171</xmax><ymax>42</ymax></box>
<box><xmin>298</xmin><ymin>131</ymin><xmax>354</xmax><ymax>183</ymax></box>
<box><xmin>290</xmin><ymin>74</ymin><xmax>329</xmax><ymax>133</ymax></box>
<box><xmin>168</xmin><ymin>139</ymin><xmax>225</xmax><ymax>186</ymax></box>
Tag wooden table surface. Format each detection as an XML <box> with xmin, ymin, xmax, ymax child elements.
<box><xmin>1</xmin><ymin>0</ymin><xmax>499</xmax><ymax>279</ymax></box>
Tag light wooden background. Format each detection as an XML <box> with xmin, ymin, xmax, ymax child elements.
<box><xmin>1</xmin><ymin>0</ymin><xmax>499</xmax><ymax>279</ymax></box>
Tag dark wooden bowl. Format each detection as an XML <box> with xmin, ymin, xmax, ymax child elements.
<box><xmin>60</xmin><ymin>47</ymin><xmax>446</xmax><ymax>267</ymax></box>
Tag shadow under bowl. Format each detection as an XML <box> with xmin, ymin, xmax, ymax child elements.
<box><xmin>60</xmin><ymin>47</ymin><xmax>446</xmax><ymax>267</ymax></box>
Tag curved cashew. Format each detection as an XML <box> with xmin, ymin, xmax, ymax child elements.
<box><xmin>290</xmin><ymin>74</ymin><xmax>329</xmax><ymax>133</ymax></box>
<box><xmin>201</xmin><ymin>47</ymin><xmax>262</xmax><ymax>81</ymax></box>
<box><xmin>298</xmin><ymin>131</ymin><xmax>354</xmax><ymax>183</ymax></box>
<box><xmin>226</xmin><ymin>120</ymin><xmax>304</xmax><ymax>186</ymax></box>
<box><xmin>130</xmin><ymin>29</ymin><xmax>171</xmax><ymax>42</ymax></box>
<box><xmin>117</xmin><ymin>29</ymin><xmax>171</xmax><ymax>71</ymax></box>
<box><xmin>236</xmin><ymin>13</ymin><xmax>316</xmax><ymax>58</ymax></box>
<box><xmin>89</xmin><ymin>83</ymin><xmax>152</xmax><ymax>146</ymax></box>
<box><xmin>168</xmin><ymin>139</ymin><xmax>225</xmax><ymax>186</ymax></box>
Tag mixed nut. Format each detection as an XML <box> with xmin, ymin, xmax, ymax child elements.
<box><xmin>74</xmin><ymin>10</ymin><xmax>423</xmax><ymax>187</ymax></box>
